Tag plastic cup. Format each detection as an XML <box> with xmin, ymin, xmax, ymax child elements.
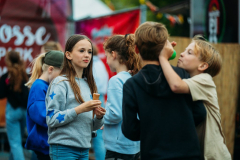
<box><xmin>169</xmin><ymin>50</ymin><xmax>176</xmax><ymax>60</ymax></box>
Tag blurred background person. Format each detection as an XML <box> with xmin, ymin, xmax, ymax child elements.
<box><xmin>40</xmin><ymin>41</ymin><xmax>63</xmax><ymax>53</ymax></box>
<box><xmin>92</xmin><ymin>44</ymin><xmax>108</xmax><ymax>160</ymax></box>
<box><xmin>0</xmin><ymin>50</ymin><xmax>29</xmax><ymax>160</ymax></box>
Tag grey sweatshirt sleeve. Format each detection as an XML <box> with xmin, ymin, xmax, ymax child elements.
<box><xmin>46</xmin><ymin>82</ymin><xmax>77</xmax><ymax>128</ymax></box>
<box><xmin>93</xmin><ymin>117</ymin><xmax>104</xmax><ymax>131</ymax></box>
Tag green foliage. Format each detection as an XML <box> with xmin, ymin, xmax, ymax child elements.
<box><xmin>101</xmin><ymin>0</ymin><xmax>189</xmax><ymax>37</ymax></box>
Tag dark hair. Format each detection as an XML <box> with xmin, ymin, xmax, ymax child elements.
<box><xmin>103</xmin><ymin>34</ymin><xmax>141</xmax><ymax>75</ymax></box>
<box><xmin>5</xmin><ymin>50</ymin><xmax>28</xmax><ymax>92</ymax></box>
<box><xmin>60</xmin><ymin>34</ymin><xmax>97</xmax><ymax>103</ymax></box>
<box><xmin>135</xmin><ymin>22</ymin><xmax>168</xmax><ymax>61</ymax></box>
<box><xmin>92</xmin><ymin>44</ymin><xmax>99</xmax><ymax>56</ymax></box>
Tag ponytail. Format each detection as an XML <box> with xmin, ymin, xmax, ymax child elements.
<box><xmin>103</xmin><ymin>34</ymin><xmax>142</xmax><ymax>75</ymax></box>
<box><xmin>5</xmin><ymin>50</ymin><xmax>28</xmax><ymax>92</ymax></box>
<box><xmin>124</xmin><ymin>34</ymin><xmax>142</xmax><ymax>75</ymax></box>
<box><xmin>25</xmin><ymin>53</ymin><xmax>45</xmax><ymax>88</ymax></box>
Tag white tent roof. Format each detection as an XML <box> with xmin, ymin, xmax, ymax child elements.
<box><xmin>73</xmin><ymin>0</ymin><xmax>112</xmax><ymax>20</ymax></box>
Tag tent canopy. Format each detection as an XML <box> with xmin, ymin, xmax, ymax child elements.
<box><xmin>73</xmin><ymin>0</ymin><xmax>112</xmax><ymax>20</ymax></box>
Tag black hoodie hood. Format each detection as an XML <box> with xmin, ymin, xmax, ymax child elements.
<box><xmin>132</xmin><ymin>64</ymin><xmax>190</xmax><ymax>97</ymax></box>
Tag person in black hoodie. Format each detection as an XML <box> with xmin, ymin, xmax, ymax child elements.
<box><xmin>121</xmin><ymin>22</ymin><xmax>206</xmax><ymax>160</ymax></box>
<box><xmin>0</xmin><ymin>50</ymin><xmax>29</xmax><ymax>160</ymax></box>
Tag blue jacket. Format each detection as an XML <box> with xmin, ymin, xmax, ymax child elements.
<box><xmin>103</xmin><ymin>71</ymin><xmax>140</xmax><ymax>154</ymax></box>
<box><xmin>25</xmin><ymin>79</ymin><xmax>49</xmax><ymax>155</ymax></box>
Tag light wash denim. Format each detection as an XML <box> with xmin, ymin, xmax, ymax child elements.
<box><xmin>50</xmin><ymin>144</ymin><xmax>89</xmax><ymax>160</ymax></box>
<box><xmin>92</xmin><ymin>129</ymin><xmax>106</xmax><ymax>160</ymax></box>
<box><xmin>92</xmin><ymin>94</ymin><xmax>106</xmax><ymax>160</ymax></box>
<box><xmin>6</xmin><ymin>102</ymin><xmax>26</xmax><ymax>160</ymax></box>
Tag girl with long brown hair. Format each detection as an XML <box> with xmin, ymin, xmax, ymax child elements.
<box><xmin>45</xmin><ymin>34</ymin><xmax>106</xmax><ymax>160</ymax></box>
<box><xmin>0</xmin><ymin>50</ymin><xmax>29</xmax><ymax>160</ymax></box>
<box><xmin>103</xmin><ymin>34</ymin><xmax>141</xmax><ymax>160</ymax></box>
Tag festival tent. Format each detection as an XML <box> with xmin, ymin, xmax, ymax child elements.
<box><xmin>72</xmin><ymin>0</ymin><xmax>113</xmax><ymax>20</ymax></box>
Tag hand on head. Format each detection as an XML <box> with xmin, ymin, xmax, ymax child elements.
<box><xmin>159</xmin><ymin>40</ymin><xmax>177</xmax><ymax>60</ymax></box>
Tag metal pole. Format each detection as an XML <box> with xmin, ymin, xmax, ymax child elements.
<box><xmin>67</xmin><ymin>0</ymin><xmax>75</xmax><ymax>38</ymax></box>
<box><xmin>239</xmin><ymin>0</ymin><xmax>240</xmax><ymax>43</ymax></box>
<box><xmin>190</xmin><ymin>0</ymin><xmax>194</xmax><ymax>38</ymax></box>
<box><xmin>140</xmin><ymin>4</ymin><xmax>147</xmax><ymax>24</ymax></box>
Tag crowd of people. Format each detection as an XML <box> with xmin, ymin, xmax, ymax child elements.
<box><xmin>0</xmin><ymin>21</ymin><xmax>232</xmax><ymax>160</ymax></box>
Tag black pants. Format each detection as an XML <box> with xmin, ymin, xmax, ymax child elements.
<box><xmin>105</xmin><ymin>150</ymin><xmax>140</xmax><ymax>160</ymax></box>
<box><xmin>34</xmin><ymin>151</ymin><xmax>51</xmax><ymax>160</ymax></box>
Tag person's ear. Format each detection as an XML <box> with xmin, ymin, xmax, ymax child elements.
<box><xmin>111</xmin><ymin>51</ymin><xmax>117</xmax><ymax>60</ymax></box>
<box><xmin>65</xmin><ymin>51</ymin><xmax>72</xmax><ymax>60</ymax></box>
<box><xmin>198</xmin><ymin>62</ymin><xmax>208</xmax><ymax>72</ymax></box>
<box><xmin>135</xmin><ymin>45</ymin><xmax>139</xmax><ymax>54</ymax></box>
<box><xmin>48</xmin><ymin>66</ymin><xmax>54</xmax><ymax>73</ymax></box>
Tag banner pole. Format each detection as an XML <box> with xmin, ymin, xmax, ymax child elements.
<box><xmin>190</xmin><ymin>0</ymin><xmax>194</xmax><ymax>38</ymax></box>
<box><xmin>239</xmin><ymin>0</ymin><xmax>240</xmax><ymax>44</ymax></box>
<box><xmin>67</xmin><ymin>0</ymin><xmax>75</xmax><ymax>41</ymax></box>
<box><xmin>140</xmin><ymin>5</ymin><xmax>147</xmax><ymax>24</ymax></box>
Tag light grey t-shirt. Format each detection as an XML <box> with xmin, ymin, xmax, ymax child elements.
<box><xmin>45</xmin><ymin>76</ymin><xmax>103</xmax><ymax>148</ymax></box>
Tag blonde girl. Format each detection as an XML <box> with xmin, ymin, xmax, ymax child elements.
<box><xmin>25</xmin><ymin>50</ymin><xmax>64</xmax><ymax>160</ymax></box>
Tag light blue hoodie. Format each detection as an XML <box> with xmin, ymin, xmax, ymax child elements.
<box><xmin>103</xmin><ymin>71</ymin><xmax>140</xmax><ymax>154</ymax></box>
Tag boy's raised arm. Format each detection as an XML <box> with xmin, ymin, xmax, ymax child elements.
<box><xmin>159</xmin><ymin>40</ymin><xmax>190</xmax><ymax>94</ymax></box>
